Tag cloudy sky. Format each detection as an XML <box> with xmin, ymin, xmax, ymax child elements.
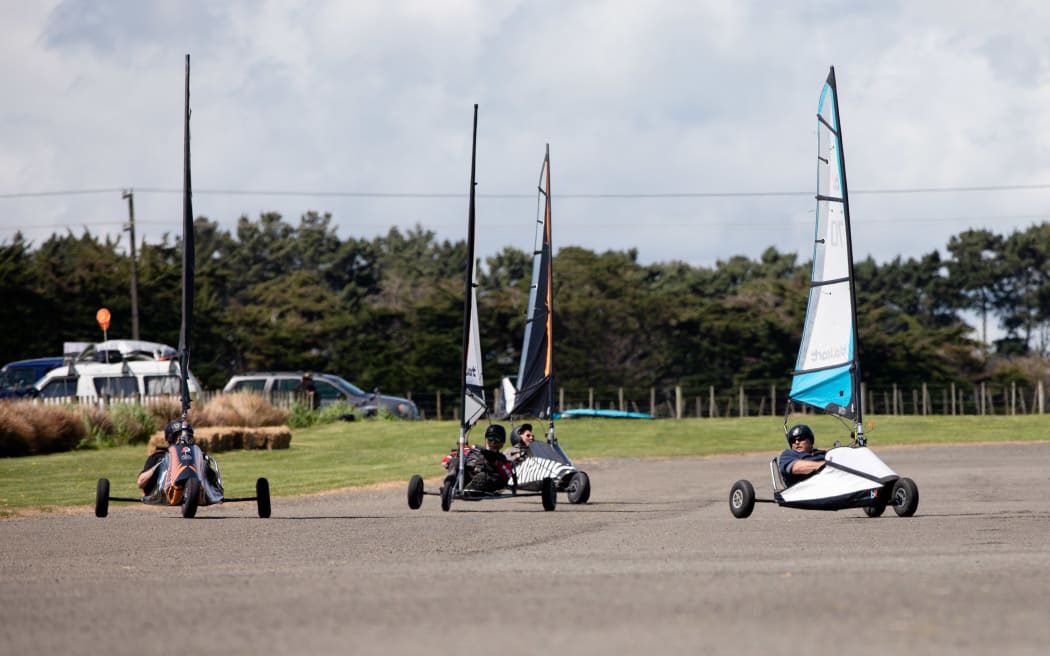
<box><xmin>2</xmin><ymin>0</ymin><xmax>1049</xmax><ymax>269</ymax></box>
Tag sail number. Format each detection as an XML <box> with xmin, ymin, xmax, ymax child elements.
<box><xmin>826</xmin><ymin>218</ymin><xmax>846</xmax><ymax>247</ymax></box>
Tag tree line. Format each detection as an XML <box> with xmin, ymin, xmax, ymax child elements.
<box><xmin>2</xmin><ymin>213</ymin><xmax>1048</xmax><ymax>401</ymax></box>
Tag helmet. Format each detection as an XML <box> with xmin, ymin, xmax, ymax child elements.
<box><xmin>164</xmin><ymin>419</ymin><xmax>193</xmax><ymax>445</ymax></box>
<box><xmin>484</xmin><ymin>424</ymin><xmax>506</xmax><ymax>445</ymax></box>
<box><xmin>786</xmin><ymin>424</ymin><xmax>814</xmax><ymax>446</ymax></box>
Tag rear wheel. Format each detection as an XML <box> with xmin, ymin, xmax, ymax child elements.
<box><xmin>440</xmin><ymin>478</ymin><xmax>454</xmax><ymax>512</ymax></box>
<box><xmin>407</xmin><ymin>475</ymin><xmax>424</xmax><ymax>510</ymax></box>
<box><xmin>863</xmin><ymin>485</ymin><xmax>890</xmax><ymax>517</ymax></box>
<box><xmin>95</xmin><ymin>478</ymin><xmax>110</xmax><ymax>518</ymax></box>
<box><xmin>541</xmin><ymin>477</ymin><xmax>557</xmax><ymax>511</ymax></box>
<box><xmin>891</xmin><ymin>477</ymin><xmax>919</xmax><ymax>517</ymax></box>
<box><xmin>729</xmin><ymin>480</ymin><xmax>755</xmax><ymax>518</ymax></box>
<box><xmin>256</xmin><ymin>478</ymin><xmax>271</xmax><ymax>518</ymax></box>
<box><xmin>182</xmin><ymin>478</ymin><xmax>201</xmax><ymax>518</ymax></box>
<box><xmin>566</xmin><ymin>471</ymin><xmax>591</xmax><ymax>504</ymax></box>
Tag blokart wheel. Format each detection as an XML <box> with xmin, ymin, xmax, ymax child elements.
<box><xmin>541</xmin><ymin>477</ymin><xmax>557</xmax><ymax>511</ymax></box>
<box><xmin>182</xmin><ymin>477</ymin><xmax>201</xmax><ymax>518</ymax></box>
<box><xmin>863</xmin><ymin>485</ymin><xmax>890</xmax><ymax>518</ymax></box>
<box><xmin>729</xmin><ymin>480</ymin><xmax>755</xmax><ymax>519</ymax></box>
<box><xmin>256</xmin><ymin>478</ymin><xmax>271</xmax><ymax>518</ymax></box>
<box><xmin>891</xmin><ymin>477</ymin><xmax>919</xmax><ymax>517</ymax></box>
<box><xmin>407</xmin><ymin>475</ymin><xmax>424</xmax><ymax>510</ymax></box>
<box><xmin>95</xmin><ymin>478</ymin><xmax>110</xmax><ymax>518</ymax></box>
<box><xmin>440</xmin><ymin>478</ymin><xmax>455</xmax><ymax>512</ymax></box>
<box><xmin>566</xmin><ymin>471</ymin><xmax>591</xmax><ymax>504</ymax></box>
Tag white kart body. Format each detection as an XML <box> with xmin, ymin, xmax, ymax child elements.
<box><xmin>777</xmin><ymin>446</ymin><xmax>899</xmax><ymax>509</ymax></box>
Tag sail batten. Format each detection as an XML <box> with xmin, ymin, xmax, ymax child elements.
<box><xmin>789</xmin><ymin>67</ymin><xmax>862</xmax><ymax>426</ymax></box>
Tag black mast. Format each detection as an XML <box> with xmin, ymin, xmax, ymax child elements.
<box><xmin>459</xmin><ymin>104</ymin><xmax>479</xmax><ymax>432</ymax></box>
<box><xmin>178</xmin><ymin>54</ymin><xmax>195</xmax><ymax>416</ymax></box>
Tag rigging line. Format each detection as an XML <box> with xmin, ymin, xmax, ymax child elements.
<box><xmin>4</xmin><ymin>183</ymin><xmax>1050</xmax><ymax>200</ymax></box>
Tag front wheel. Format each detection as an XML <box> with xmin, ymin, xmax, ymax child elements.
<box><xmin>407</xmin><ymin>475</ymin><xmax>424</xmax><ymax>510</ymax></box>
<box><xmin>863</xmin><ymin>485</ymin><xmax>890</xmax><ymax>517</ymax></box>
<box><xmin>891</xmin><ymin>477</ymin><xmax>919</xmax><ymax>517</ymax></box>
<box><xmin>256</xmin><ymin>478</ymin><xmax>271</xmax><ymax>518</ymax></box>
<box><xmin>729</xmin><ymin>480</ymin><xmax>755</xmax><ymax>518</ymax></box>
<box><xmin>440</xmin><ymin>478</ymin><xmax>454</xmax><ymax>512</ymax></box>
<box><xmin>566</xmin><ymin>471</ymin><xmax>591</xmax><ymax>504</ymax></box>
<box><xmin>541</xmin><ymin>477</ymin><xmax>557</xmax><ymax>511</ymax></box>
<box><xmin>182</xmin><ymin>477</ymin><xmax>201</xmax><ymax>518</ymax></box>
<box><xmin>95</xmin><ymin>478</ymin><xmax>110</xmax><ymax>518</ymax></box>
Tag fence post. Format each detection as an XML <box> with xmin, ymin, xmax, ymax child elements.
<box><xmin>436</xmin><ymin>390</ymin><xmax>442</xmax><ymax>420</ymax></box>
<box><xmin>709</xmin><ymin>386</ymin><xmax>716</xmax><ymax>418</ymax></box>
<box><xmin>950</xmin><ymin>382</ymin><xmax>956</xmax><ymax>415</ymax></box>
<box><xmin>738</xmin><ymin>386</ymin><xmax>746</xmax><ymax>417</ymax></box>
<box><xmin>911</xmin><ymin>388</ymin><xmax>918</xmax><ymax>415</ymax></box>
<box><xmin>650</xmin><ymin>387</ymin><xmax>655</xmax><ymax>417</ymax></box>
<box><xmin>619</xmin><ymin>387</ymin><xmax>625</xmax><ymax>412</ymax></box>
<box><xmin>675</xmin><ymin>385</ymin><xmax>683</xmax><ymax>419</ymax></box>
<box><xmin>1040</xmin><ymin>380</ymin><xmax>1045</xmax><ymax>414</ymax></box>
<box><xmin>980</xmin><ymin>382</ymin><xmax>986</xmax><ymax>415</ymax></box>
<box><xmin>559</xmin><ymin>387</ymin><xmax>564</xmax><ymax>414</ymax></box>
<box><xmin>922</xmin><ymin>383</ymin><xmax>928</xmax><ymax>415</ymax></box>
<box><xmin>1011</xmin><ymin>382</ymin><xmax>1016</xmax><ymax>415</ymax></box>
<box><xmin>588</xmin><ymin>387</ymin><xmax>594</xmax><ymax>409</ymax></box>
<box><xmin>696</xmin><ymin>395</ymin><xmax>702</xmax><ymax>418</ymax></box>
<box><xmin>892</xmin><ymin>384</ymin><xmax>898</xmax><ymax>415</ymax></box>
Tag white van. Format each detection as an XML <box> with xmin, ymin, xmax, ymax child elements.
<box><xmin>34</xmin><ymin>359</ymin><xmax>201</xmax><ymax>400</ymax></box>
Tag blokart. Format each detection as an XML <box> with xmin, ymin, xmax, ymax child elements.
<box><xmin>96</xmin><ymin>420</ymin><xmax>271</xmax><ymax>519</ymax></box>
<box><xmin>407</xmin><ymin>434</ymin><xmax>559</xmax><ymax>512</ymax></box>
<box><xmin>728</xmin><ymin>67</ymin><xmax>918</xmax><ymax>520</ymax></box>
<box><xmin>94</xmin><ymin>55</ymin><xmax>270</xmax><ymax>520</ymax></box>
<box><xmin>728</xmin><ymin>423</ymin><xmax>918</xmax><ymax>519</ymax></box>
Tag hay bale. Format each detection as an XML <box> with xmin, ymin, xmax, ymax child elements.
<box><xmin>144</xmin><ymin>425</ymin><xmax>291</xmax><ymax>452</ymax></box>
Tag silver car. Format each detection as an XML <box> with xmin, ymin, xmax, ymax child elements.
<box><xmin>222</xmin><ymin>371</ymin><xmax>420</xmax><ymax>419</ymax></box>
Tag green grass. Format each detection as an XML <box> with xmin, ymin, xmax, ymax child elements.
<box><xmin>1</xmin><ymin>414</ymin><xmax>1047</xmax><ymax>515</ymax></box>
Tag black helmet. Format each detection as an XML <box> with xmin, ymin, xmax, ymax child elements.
<box><xmin>164</xmin><ymin>419</ymin><xmax>193</xmax><ymax>445</ymax></box>
<box><xmin>786</xmin><ymin>424</ymin><xmax>814</xmax><ymax>446</ymax></box>
<box><xmin>484</xmin><ymin>424</ymin><xmax>506</xmax><ymax>445</ymax></box>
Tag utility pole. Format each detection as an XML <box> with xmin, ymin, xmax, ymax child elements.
<box><xmin>122</xmin><ymin>189</ymin><xmax>140</xmax><ymax>340</ymax></box>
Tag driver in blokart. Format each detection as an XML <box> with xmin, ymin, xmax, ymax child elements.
<box><xmin>137</xmin><ymin>419</ymin><xmax>221</xmax><ymax>494</ymax></box>
<box><xmin>778</xmin><ymin>424</ymin><xmax>827</xmax><ymax>487</ymax></box>
<box><xmin>442</xmin><ymin>424</ymin><xmax>513</xmax><ymax>492</ymax></box>
<box><xmin>506</xmin><ymin>423</ymin><xmax>535</xmax><ymax>462</ymax></box>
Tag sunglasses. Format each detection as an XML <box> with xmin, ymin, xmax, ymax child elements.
<box><xmin>792</xmin><ymin>436</ymin><xmax>812</xmax><ymax>443</ymax></box>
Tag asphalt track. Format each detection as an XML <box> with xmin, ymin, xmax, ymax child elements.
<box><xmin>3</xmin><ymin>442</ymin><xmax>1049</xmax><ymax>656</ymax></box>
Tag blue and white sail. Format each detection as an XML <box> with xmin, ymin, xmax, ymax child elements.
<box><xmin>789</xmin><ymin>67</ymin><xmax>862</xmax><ymax>425</ymax></box>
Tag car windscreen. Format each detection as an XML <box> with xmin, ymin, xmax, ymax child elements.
<box><xmin>94</xmin><ymin>376</ymin><xmax>139</xmax><ymax>397</ymax></box>
<box><xmin>325</xmin><ymin>375</ymin><xmax>367</xmax><ymax>397</ymax></box>
<box><xmin>38</xmin><ymin>377</ymin><xmax>79</xmax><ymax>398</ymax></box>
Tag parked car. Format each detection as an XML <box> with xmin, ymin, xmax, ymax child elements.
<box><xmin>34</xmin><ymin>359</ymin><xmax>201</xmax><ymax>400</ymax></box>
<box><xmin>0</xmin><ymin>357</ymin><xmax>65</xmax><ymax>398</ymax></box>
<box><xmin>222</xmin><ymin>372</ymin><xmax>420</xmax><ymax>419</ymax></box>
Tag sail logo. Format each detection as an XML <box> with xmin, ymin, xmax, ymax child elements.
<box><xmin>809</xmin><ymin>343</ymin><xmax>848</xmax><ymax>363</ymax></box>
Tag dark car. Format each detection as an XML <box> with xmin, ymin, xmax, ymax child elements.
<box><xmin>222</xmin><ymin>372</ymin><xmax>420</xmax><ymax>419</ymax></box>
<box><xmin>0</xmin><ymin>357</ymin><xmax>65</xmax><ymax>399</ymax></box>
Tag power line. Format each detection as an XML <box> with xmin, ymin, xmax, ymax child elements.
<box><xmin>3</xmin><ymin>182</ymin><xmax>1050</xmax><ymax>200</ymax></box>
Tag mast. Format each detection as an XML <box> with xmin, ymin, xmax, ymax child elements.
<box><xmin>460</xmin><ymin>104</ymin><xmax>479</xmax><ymax>434</ymax></box>
<box><xmin>178</xmin><ymin>54</ymin><xmax>195</xmax><ymax>417</ymax></box>
<box><xmin>543</xmin><ymin>145</ymin><xmax>555</xmax><ymax>443</ymax></box>
<box><xmin>826</xmin><ymin>67</ymin><xmax>864</xmax><ymax>444</ymax></box>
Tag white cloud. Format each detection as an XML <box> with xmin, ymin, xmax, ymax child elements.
<box><xmin>2</xmin><ymin>0</ymin><xmax>1049</xmax><ymax>268</ymax></box>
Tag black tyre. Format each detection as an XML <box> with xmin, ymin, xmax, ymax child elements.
<box><xmin>891</xmin><ymin>477</ymin><xmax>919</xmax><ymax>517</ymax></box>
<box><xmin>95</xmin><ymin>478</ymin><xmax>110</xmax><ymax>518</ymax></box>
<box><xmin>541</xmin><ymin>477</ymin><xmax>557</xmax><ymax>511</ymax></box>
<box><xmin>407</xmin><ymin>475</ymin><xmax>424</xmax><ymax>510</ymax></box>
<box><xmin>182</xmin><ymin>477</ymin><xmax>201</xmax><ymax>518</ymax></box>
<box><xmin>863</xmin><ymin>485</ymin><xmax>890</xmax><ymax>517</ymax></box>
<box><xmin>440</xmin><ymin>478</ymin><xmax>454</xmax><ymax>512</ymax></box>
<box><xmin>729</xmin><ymin>480</ymin><xmax>755</xmax><ymax>519</ymax></box>
<box><xmin>566</xmin><ymin>471</ymin><xmax>591</xmax><ymax>504</ymax></box>
<box><xmin>256</xmin><ymin>478</ymin><xmax>271</xmax><ymax>518</ymax></box>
